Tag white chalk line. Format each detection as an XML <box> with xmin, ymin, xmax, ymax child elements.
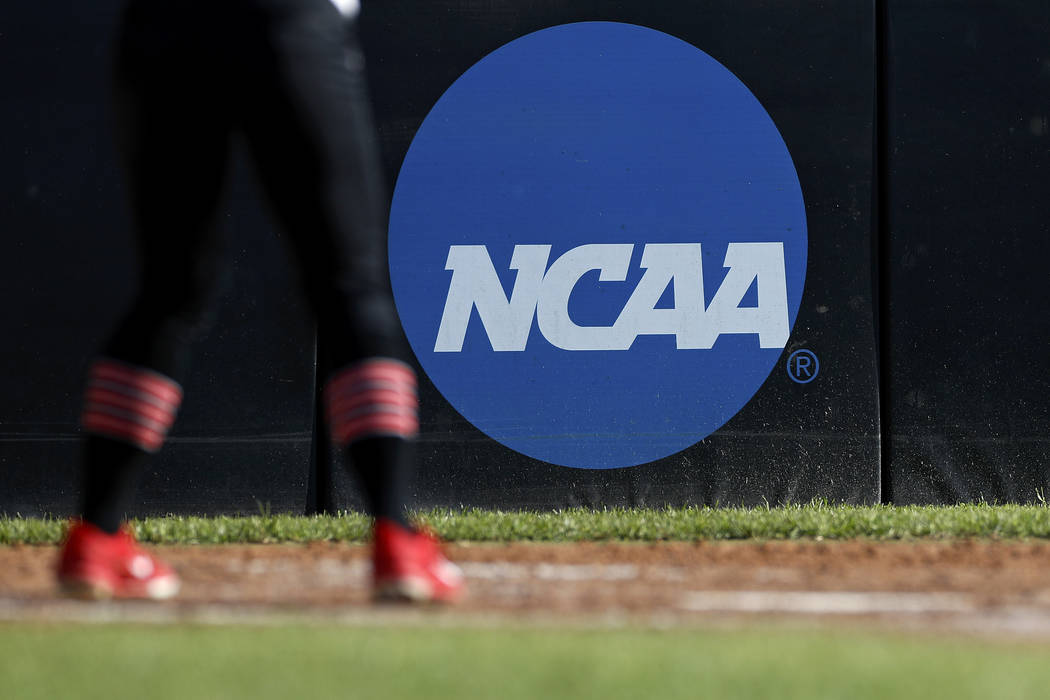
<box><xmin>0</xmin><ymin>597</ymin><xmax>449</xmax><ymax>628</ymax></box>
<box><xmin>6</xmin><ymin>592</ymin><xmax>1050</xmax><ymax>640</ymax></box>
<box><xmin>224</xmin><ymin>558</ymin><xmax>653</xmax><ymax>582</ymax></box>
<box><xmin>678</xmin><ymin>591</ymin><xmax>978</xmax><ymax>615</ymax></box>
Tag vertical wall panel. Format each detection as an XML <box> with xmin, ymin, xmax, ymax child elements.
<box><xmin>885</xmin><ymin>1</ymin><xmax>1050</xmax><ymax>503</ymax></box>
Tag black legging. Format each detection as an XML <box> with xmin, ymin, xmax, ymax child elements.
<box><xmin>80</xmin><ymin>0</ymin><xmax>414</xmax><ymax>530</ymax></box>
<box><xmin>108</xmin><ymin>0</ymin><xmax>408</xmax><ymax>376</ymax></box>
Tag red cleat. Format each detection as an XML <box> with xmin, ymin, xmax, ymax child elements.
<box><xmin>57</xmin><ymin>520</ymin><xmax>180</xmax><ymax>600</ymax></box>
<box><xmin>372</xmin><ymin>518</ymin><xmax>464</xmax><ymax>603</ymax></box>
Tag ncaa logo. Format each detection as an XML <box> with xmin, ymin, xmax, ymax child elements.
<box><xmin>389</xmin><ymin>22</ymin><xmax>807</xmax><ymax>469</ymax></box>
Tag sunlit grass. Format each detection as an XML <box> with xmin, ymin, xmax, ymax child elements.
<box><xmin>4</xmin><ymin>502</ymin><xmax>1050</xmax><ymax>545</ymax></box>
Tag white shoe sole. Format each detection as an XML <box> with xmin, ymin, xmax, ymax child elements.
<box><xmin>58</xmin><ymin>575</ymin><xmax>180</xmax><ymax>601</ymax></box>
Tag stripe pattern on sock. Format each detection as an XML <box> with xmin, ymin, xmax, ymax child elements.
<box><xmin>81</xmin><ymin>359</ymin><xmax>183</xmax><ymax>453</ymax></box>
<box><xmin>325</xmin><ymin>358</ymin><xmax>418</xmax><ymax>446</ymax></box>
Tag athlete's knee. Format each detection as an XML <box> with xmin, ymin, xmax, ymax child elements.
<box><xmin>135</xmin><ymin>289</ymin><xmax>217</xmax><ymax>343</ymax></box>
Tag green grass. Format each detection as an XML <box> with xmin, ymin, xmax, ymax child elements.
<box><xmin>4</xmin><ymin>503</ymin><xmax>1050</xmax><ymax>545</ymax></box>
<box><xmin>1</xmin><ymin>622</ymin><xmax>1049</xmax><ymax>700</ymax></box>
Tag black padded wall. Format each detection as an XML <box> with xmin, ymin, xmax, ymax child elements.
<box><xmin>883</xmin><ymin>1</ymin><xmax>1050</xmax><ymax>503</ymax></box>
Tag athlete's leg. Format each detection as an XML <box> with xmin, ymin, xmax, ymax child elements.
<box><xmin>80</xmin><ymin>0</ymin><xmax>233</xmax><ymax>533</ymax></box>
<box><xmin>237</xmin><ymin>0</ymin><xmax>414</xmax><ymax>527</ymax></box>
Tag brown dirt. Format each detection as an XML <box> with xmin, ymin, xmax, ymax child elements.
<box><xmin>4</xmin><ymin>540</ymin><xmax>1050</xmax><ymax>632</ymax></box>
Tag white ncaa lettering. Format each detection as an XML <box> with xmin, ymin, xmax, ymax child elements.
<box><xmin>612</xmin><ymin>243</ymin><xmax>706</xmax><ymax>350</ymax></box>
<box><xmin>434</xmin><ymin>242</ymin><xmax>790</xmax><ymax>352</ymax></box>
<box><xmin>434</xmin><ymin>245</ymin><xmax>551</xmax><ymax>352</ymax></box>
<box><xmin>536</xmin><ymin>243</ymin><xmax>633</xmax><ymax>350</ymax></box>
<box><xmin>701</xmin><ymin>242</ymin><xmax>789</xmax><ymax>349</ymax></box>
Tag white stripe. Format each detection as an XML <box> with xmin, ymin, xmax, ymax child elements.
<box><xmin>342</xmin><ymin>429</ymin><xmax>416</xmax><ymax>442</ymax></box>
<box><xmin>89</xmin><ymin>379</ymin><xmax>179</xmax><ymax>412</ymax></box>
<box><xmin>95</xmin><ymin>358</ymin><xmax>182</xmax><ymax>395</ymax></box>
<box><xmin>83</xmin><ymin>403</ymin><xmax>170</xmax><ymax>433</ymax></box>
<box><xmin>331</xmin><ymin>404</ymin><xmax>417</xmax><ymax>423</ymax></box>
<box><xmin>328</xmin><ymin>0</ymin><xmax>360</xmax><ymax>18</ymax></box>
<box><xmin>456</xmin><ymin>562</ymin><xmax>639</xmax><ymax>582</ymax></box>
<box><xmin>678</xmin><ymin>591</ymin><xmax>978</xmax><ymax>615</ymax></box>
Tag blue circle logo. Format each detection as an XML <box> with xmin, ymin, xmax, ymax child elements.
<box><xmin>389</xmin><ymin>22</ymin><xmax>807</xmax><ymax>469</ymax></box>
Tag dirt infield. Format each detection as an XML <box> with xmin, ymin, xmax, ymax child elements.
<box><xmin>3</xmin><ymin>540</ymin><xmax>1050</xmax><ymax>635</ymax></box>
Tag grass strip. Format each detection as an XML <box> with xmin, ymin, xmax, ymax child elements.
<box><xmin>3</xmin><ymin>502</ymin><xmax>1050</xmax><ymax>545</ymax></box>
<box><xmin>2</xmin><ymin>622</ymin><xmax>1049</xmax><ymax>700</ymax></box>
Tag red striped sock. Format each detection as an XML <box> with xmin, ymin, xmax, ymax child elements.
<box><xmin>81</xmin><ymin>359</ymin><xmax>183</xmax><ymax>453</ymax></box>
<box><xmin>325</xmin><ymin>358</ymin><xmax>418</xmax><ymax>446</ymax></box>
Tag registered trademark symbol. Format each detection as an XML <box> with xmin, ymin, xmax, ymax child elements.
<box><xmin>787</xmin><ymin>349</ymin><xmax>820</xmax><ymax>384</ymax></box>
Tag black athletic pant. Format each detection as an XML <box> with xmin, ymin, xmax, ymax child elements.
<box><xmin>81</xmin><ymin>0</ymin><xmax>414</xmax><ymax>531</ymax></box>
